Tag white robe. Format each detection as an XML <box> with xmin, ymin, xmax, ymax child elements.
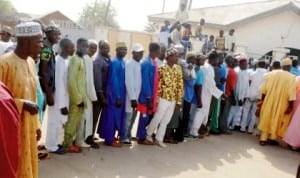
<box><xmin>45</xmin><ymin>55</ymin><xmax>69</xmax><ymax>151</ymax></box>
<box><xmin>190</xmin><ymin>63</ymin><xmax>223</xmax><ymax>136</ymax></box>
<box><xmin>81</xmin><ymin>55</ymin><xmax>97</xmax><ymax>138</ymax></box>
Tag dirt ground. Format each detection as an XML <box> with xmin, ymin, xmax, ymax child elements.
<box><xmin>39</xmin><ymin>131</ymin><xmax>300</xmax><ymax>178</ymax></box>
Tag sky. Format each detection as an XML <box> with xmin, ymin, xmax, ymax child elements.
<box><xmin>10</xmin><ymin>0</ymin><xmax>266</xmax><ymax>31</ymax></box>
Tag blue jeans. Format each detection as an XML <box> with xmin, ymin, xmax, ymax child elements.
<box><xmin>121</xmin><ymin>110</ymin><xmax>138</xmax><ymax>142</ymax></box>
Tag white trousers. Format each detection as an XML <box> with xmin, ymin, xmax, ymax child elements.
<box><xmin>189</xmin><ymin>103</ymin><xmax>210</xmax><ymax>136</ymax></box>
<box><xmin>76</xmin><ymin>99</ymin><xmax>92</xmax><ymax>144</ymax></box>
<box><xmin>45</xmin><ymin>105</ymin><xmax>66</xmax><ymax>151</ymax></box>
<box><xmin>147</xmin><ymin>98</ymin><xmax>176</xmax><ymax>142</ymax></box>
<box><xmin>240</xmin><ymin>100</ymin><xmax>257</xmax><ymax>133</ymax></box>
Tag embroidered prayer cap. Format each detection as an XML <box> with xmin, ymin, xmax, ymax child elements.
<box><xmin>88</xmin><ymin>39</ymin><xmax>98</xmax><ymax>46</ymax></box>
<box><xmin>174</xmin><ymin>44</ymin><xmax>184</xmax><ymax>54</ymax></box>
<box><xmin>116</xmin><ymin>42</ymin><xmax>127</xmax><ymax>48</ymax></box>
<box><xmin>44</xmin><ymin>21</ymin><xmax>60</xmax><ymax>33</ymax></box>
<box><xmin>281</xmin><ymin>57</ymin><xmax>292</xmax><ymax>66</ymax></box>
<box><xmin>1</xmin><ymin>26</ymin><xmax>12</xmax><ymax>35</ymax></box>
<box><xmin>186</xmin><ymin>52</ymin><xmax>196</xmax><ymax>59</ymax></box>
<box><xmin>15</xmin><ymin>22</ymin><xmax>43</xmax><ymax>37</ymax></box>
<box><xmin>166</xmin><ymin>46</ymin><xmax>178</xmax><ymax>57</ymax></box>
<box><xmin>132</xmin><ymin>43</ymin><xmax>144</xmax><ymax>52</ymax></box>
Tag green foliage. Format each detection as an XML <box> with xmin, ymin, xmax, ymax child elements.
<box><xmin>78</xmin><ymin>1</ymin><xmax>119</xmax><ymax>29</ymax></box>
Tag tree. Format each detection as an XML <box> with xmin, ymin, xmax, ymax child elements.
<box><xmin>0</xmin><ymin>0</ymin><xmax>17</xmax><ymax>23</ymax></box>
<box><xmin>78</xmin><ymin>0</ymin><xmax>119</xmax><ymax>29</ymax></box>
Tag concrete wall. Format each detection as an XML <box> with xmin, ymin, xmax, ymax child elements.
<box><xmin>236</xmin><ymin>10</ymin><xmax>300</xmax><ymax>57</ymax></box>
<box><xmin>60</xmin><ymin>26</ymin><xmax>157</xmax><ymax>59</ymax></box>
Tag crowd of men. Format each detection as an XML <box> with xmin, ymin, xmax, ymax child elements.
<box><xmin>1</xmin><ymin>20</ymin><xmax>300</xmax><ymax>178</ymax></box>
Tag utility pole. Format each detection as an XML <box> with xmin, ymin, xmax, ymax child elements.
<box><xmin>188</xmin><ymin>0</ymin><xmax>193</xmax><ymax>10</ymax></box>
<box><xmin>162</xmin><ymin>0</ymin><xmax>166</xmax><ymax>13</ymax></box>
<box><xmin>104</xmin><ymin>0</ymin><xmax>112</xmax><ymax>26</ymax></box>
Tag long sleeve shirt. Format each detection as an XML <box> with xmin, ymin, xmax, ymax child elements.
<box><xmin>55</xmin><ymin>55</ymin><xmax>69</xmax><ymax>109</ymax></box>
<box><xmin>225</xmin><ymin>67</ymin><xmax>238</xmax><ymax>97</ymax></box>
<box><xmin>235</xmin><ymin>69</ymin><xmax>250</xmax><ymax>100</ymax></box>
<box><xmin>249</xmin><ymin>68</ymin><xmax>267</xmax><ymax>100</ymax></box>
<box><xmin>158</xmin><ymin>64</ymin><xmax>184</xmax><ymax>104</ymax></box>
<box><xmin>93</xmin><ymin>54</ymin><xmax>110</xmax><ymax>95</ymax></box>
<box><xmin>125</xmin><ymin>59</ymin><xmax>142</xmax><ymax>112</ymax></box>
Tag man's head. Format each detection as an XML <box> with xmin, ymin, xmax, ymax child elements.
<box><xmin>164</xmin><ymin>20</ymin><xmax>170</xmax><ymax>26</ymax></box>
<box><xmin>59</xmin><ymin>38</ymin><xmax>74</xmax><ymax>56</ymax></box>
<box><xmin>98</xmin><ymin>40</ymin><xmax>110</xmax><ymax>58</ymax></box>
<box><xmin>159</xmin><ymin>43</ymin><xmax>166</xmax><ymax>60</ymax></box>
<box><xmin>239</xmin><ymin>58</ymin><xmax>248</xmax><ymax>70</ymax></box>
<box><xmin>208</xmin><ymin>51</ymin><xmax>219</xmax><ymax>66</ymax></box>
<box><xmin>174</xmin><ymin>44</ymin><xmax>184</xmax><ymax>58</ymax></box>
<box><xmin>292</xmin><ymin>59</ymin><xmax>298</xmax><ymax>68</ymax></box>
<box><xmin>44</xmin><ymin>25</ymin><xmax>60</xmax><ymax>45</ymax></box>
<box><xmin>116</xmin><ymin>42</ymin><xmax>127</xmax><ymax>58</ymax></box>
<box><xmin>15</xmin><ymin>21</ymin><xmax>43</xmax><ymax>59</ymax></box>
<box><xmin>219</xmin><ymin>30</ymin><xmax>224</xmax><ymax>37</ymax></box>
<box><xmin>88</xmin><ymin>39</ymin><xmax>98</xmax><ymax>57</ymax></box>
<box><xmin>218</xmin><ymin>52</ymin><xmax>225</xmax><ymax>64</ymax></box>
<box><xmin>195</xmin><ymin>54</ymin><xmax>206</xmax><ymax>66</ymax></box>
<box><xmin>76</xmin><ymin>38</ymin><xmax>89</xmax><ymax>55</ymax></box>
<box><xmin>281</xmin><ymin>58</ymin><xmax>292</xmax><ymax>71</ymax></box>
<box><xmin>272</xmin><ymin>61</ymin><xmax>281</xmax><ymax>70</ymax></box>
<box><xmin>149</xmin><ymin>42</ymin><xmax>161</xmax><ymax>59</ymax></box>
<box><xmin>180</xmin><ymin>3</ymin><xmax>186</xmax><ymax>11</ymax></box>
<box><xmin>209</xmin><ymin>35</ymin><xmax>214</xmax><ymax>42</ymax></box>
<box><xmin>166</xmin><ymin>47</ymin><xmax>178</xmax><ymax>65</ymax></box>
<box><xmin>200</xmin><ymin>18</ymin><xmax>205</xmax><ymax>26</ymax></box>
<box><xmin>131</xmin><ymin>43</ymin><xmax>144</xmax><ymax>62</ymax></box>
<box><xmin>186</xmin><ymin>52</ymin><xmax>196</xmax><ymax>65</ymax></box>
<box><xmin>0</xmin><ymin>26</ymin><xmax>12</xmax><ymax>42</ymax></box>
<box><xmin>257</xmin><ymin>59</ymin><xmax>266</xmax><ymax>69</ymax></box>
<box><xmin>229</xmin><ymin>29</ymin><xmax>235</xmax><ymax>36</ymax></box>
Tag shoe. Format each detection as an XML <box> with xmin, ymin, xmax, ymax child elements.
<box><xmin>111</xmin><ymin>141</ymin><xmax>122</xmax><ymax>148</ymax></box>
<box><xmin>186</xmin><ymin>135</ymin><xmax>198</xmax><ymax>140</ymax></box>
<box><xmin>239</xmin><ymin>129</ymin><xmax>246</xmax><ymax>133</ymax></box>
<box><xmin>93</xmin><ymin>135</ymin><xmax>101</xmax><ymax>143</ymax></box>
<box><xmin>137</xmin><ymin>139</ymin><xmax>154</xmax><ymax>145</ymax></box>
<box><xmin>155</xmin><ymin>141</ymin><xmax>167</xmax><ymax>148</ymax></box>
<box><xmin>210</xmin><ymin>130</ymin><xmax>221</xmax><ymax>135</ymax></box>
<box><xmin>146</xmin><ymin>135</ymin><xmax>153</xmax><ymax>143</ymax></box>
<box><xmin>259</xmin><ymin>141</ymin><xmax>268</xmax><ymax>146</ymax></box>
<box><xmin>122</xmin><ymin>141</ymin><xmax>132</xmax><ymax>146</ymax></box>
<box><xmin>51</xmin><ymin>147</ymin><xmax>66</xmax><ymax>155</ymax></box>
<box><xmin>89</xmin><ymin>142</ymin><xmax>100</xmax><ymax>149</ymax></box>
<box><xmin>68</xmin><ymin>145</ymin><xmax>82</xmax><ymax>153</ymax></box>
<box><xmin>221</xmin><ymin>131</ymin><xmax>232</xmax><ymax>135</ymax></box>
<box><xmin>78</xmin><ymin>142</ymin><xmax>91</xmax><ymax>148</ymax></box>
<box><xmin>164</xmin><ymin>138</ymin><xmax>178</xmax><ymax>144</ymax></box>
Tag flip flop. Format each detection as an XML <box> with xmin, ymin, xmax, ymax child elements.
<box><xmin>38</xmin><ymin>150</ymin><xmax>50</xmax><ymax>160</ymax></box>
<box><xmin>51</xmin><ymin>147</ymin><xmax>66</xmax><ymax>154</ymax></box>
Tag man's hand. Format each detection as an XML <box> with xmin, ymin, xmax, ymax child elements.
<box><xmin>99</xmin><ymin>94</ymin><xmax>108</xmax><ymax>107</ymax></box>
<box><xmin>146</xmin><ymin>98</ymin><xmax>153</xmax><ymax>110</ymax></box>
<box><xmin>77</xmin><ymin>102</ymin><xmax>84</xmax><ymax>108</ymax></box>
<box><xmin>197</xmin><ymin>101</ymin><xmax>203</xmax><ymax>108</ymax></box>
<box><xmin>285</xmin><ymin>106</ymin><xmax>293</xmax><ymax>115</ymax></box>
<box><xmin>116</xmin><ymin>99</ymin><xmax>122</xmax><ymax>108</ymax></box>
<box><xmin>238</xmin><ymin>100</ymin><xmax>243</xmax><ymax>106</ymax></box>
<box><xmin>36</xmin><ymin>129</ymin><xmax>42</xmax><ymax>141</ymax></box>
<box><xmin>221</xmin><ymin>94</ymin><xmax>227</xmax><ymax>100</ymax></box>
<box><xmin>131</xmin><ymin>100</ymin><xmax>137</xmax><ymax>108</ymax></box>
<box><xmin>23</xmin><ymin>101</ymin><xmax>39</xmax><ymax>115</ymax></box>
<box><xmin>232</xmin><ymin>98</ymin><xmax>237</xmax><ymax>105</ymax></box>
<box><xmin>175</xmin><ymin>104</ymin><xmax>181</xmax><ymax>111</ymax></box>
<box><xmin>60</xmin><ymin>107</ymin><xmax>68</xmax><ymax>115</ymax></box>
<box><xmin>46</xmin><ymin>94</ymin><xmax>54</xmax><ymax>106</ymax></box>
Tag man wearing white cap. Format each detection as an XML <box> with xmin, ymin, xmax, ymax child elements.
<box><xmin>257</xmin><ymin>58</ymin><xmax>297</xmax><ymax>145</ymax></box>
<box><xmin>0</xmin><ymin>21</ymin><xmax>43</xmax><ymax>178</ymax></box>
<box><xmin>0</xmin><ymin>26</ymin><xmax>14</xmax><ymax>55</ymax></box>
<box><xmin>121</xmin><ymin>43</ymin><xmax>144</xmax><ymax>145</ymax></box>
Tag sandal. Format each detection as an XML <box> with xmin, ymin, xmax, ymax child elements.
<box><xmin>90</xmin><ymin>142</ymin><xmax>100</xmax><ymax>149</ymax></box>
<box><xmin>68</xmin><ymin>145</ymin><xmax>82</xmax><ymax>153</ymax></box>
<box><xmin>38</xmin><ymin>145</ymin><xmax>47</xmax><ymax>151</ymax></box>
<box><xmin>38</xmin><ymin>150</ymin><xmax>50</xmax><ymax>160</ymax></box>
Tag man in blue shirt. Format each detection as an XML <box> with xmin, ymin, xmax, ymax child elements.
<box><xmin>290</xmin><ymin>59</ymin><xmax>300</xmax><ymax>76</ymax></box>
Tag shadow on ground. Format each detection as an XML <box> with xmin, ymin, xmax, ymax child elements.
<box><xmin>39</xmin><ymin>132</ymin><xmax>300</xmax><ymax>178</ymax></box>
